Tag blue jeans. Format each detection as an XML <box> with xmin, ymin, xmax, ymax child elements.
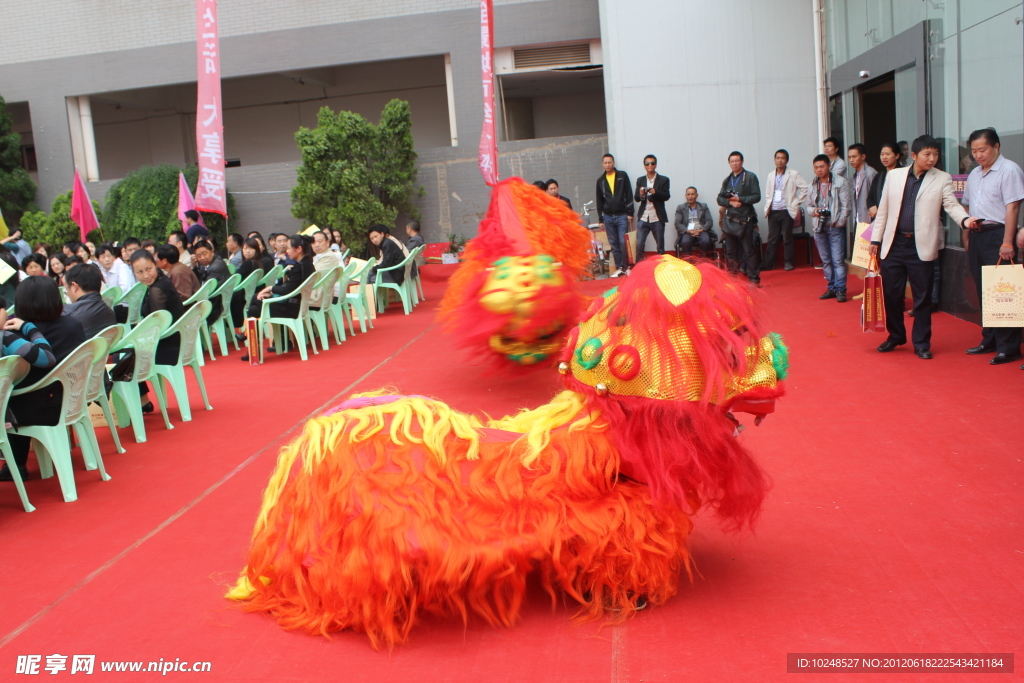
<box><xmin>603</xmin><ymin>214</ymin><xmax>629</xmax><ymax>270</ymax></box>
<box><xmin>813</xmin><ymin>226</ymin><xmax>846</xmax><ymax>292</ymax></box>
<box><xmin>635</xmin><ymin>220</ymin><xmax>665</xmax><ymax>260</ymax></box>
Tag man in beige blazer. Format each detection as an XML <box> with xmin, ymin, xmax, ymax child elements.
<box><xmin>869</xmin><ymin>135</ymin><xmax>975</xmax><ymax>359</ymax></box>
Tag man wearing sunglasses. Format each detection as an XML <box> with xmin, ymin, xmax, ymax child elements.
<box><xmin>634</xmin><ymin>155</ymin><xmax>671</xmax><ymax>263</ymax></box>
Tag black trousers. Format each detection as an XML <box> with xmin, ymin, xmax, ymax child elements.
<box><xmin>677</xmin><ymin>232</ymin><xmax>713</xmax><ymax>256</ymax></box>
<box><xmin>762</xmin><ymin>210</ymin><xmax>794</xmax><ymax>269</ymax></box>
<box><xmin>7</xmin><ymin>391</ymin><xmax>62</xmax><ymax>470</ymax></box>
<box><xmin>635</xmin><ymin>220</ymin><xmax>665</xmax><ymax>260</ymax></box>
<box><xmin>967</xmin><ymin>226</ymin><xmax>1023</xmax><ymax>354</ymax></box>
<box><xmin>722</xmin><ymin>219</ymin><xmax>760</xmax><ymax>283</ymax></box>
<box><xmin>880</xmin><ymin>233</ymin><xmax>934</xmax><ymax>350</ymax></box>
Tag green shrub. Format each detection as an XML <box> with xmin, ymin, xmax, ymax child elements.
<box><xmin>0</xmin><ymin>95</ymin><xmax>38</xmax><ymax>236</ymax></box>
<box><xmin>17</xmin><ymin>191</ymin><xmax>101</xmax><ymax>247</ymax></box>
<box><xmin>103</xmin><ymin>164</ymin><xmax>236</xmax><ymax>244</ymax></box>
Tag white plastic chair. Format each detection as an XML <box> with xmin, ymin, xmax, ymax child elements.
<box><xmin>154</xmin><ymin>301</ymin><xmax>213</xmax><ymax>422</ymax></box>
<box><xmin>89</xmin><ymin>325</ymin><xmax>125</xmax><ymax>456</ymax></box>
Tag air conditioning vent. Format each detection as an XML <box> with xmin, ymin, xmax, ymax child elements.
<box><xmin>513</xmin><ymin>44</ymin><xmax>591</xmax><ymax>70</ymax></box>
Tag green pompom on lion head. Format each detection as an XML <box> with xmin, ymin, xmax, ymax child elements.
<box><xmin>767</xmin><ymin>332</ymin><xmax>789</xmax><ymax>381</ymax></box>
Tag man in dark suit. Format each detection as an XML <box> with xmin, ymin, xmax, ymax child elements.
<box><xmin>63</xmin><ymin>263</ymin><xmax>117</xmax><ymax>337</ymax></box>
<box><xmin>634</xmin><ymin>155</ymin><xmax>671</xmax><ymax>262</ymax></box>
<box><xmin>595</xmin><ymin>154</ymin><xmax>634</xmax><ymax>277</ymax></box>
<box><xmin>192</xmin><ymin>239</ymin><xmax>230</xmax><ymax>323</ymax></box>
<box><xmin>367</xmin><ymin>224</ymin><xmax>405</xmax><ymax>285</ymax></box>
<box><xmin>674</xmin><ymin>187</ymin><xmax>716</xmax><ymax>256</ymax></box>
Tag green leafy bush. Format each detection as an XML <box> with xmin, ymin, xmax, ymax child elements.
<box><xmin>103</xmin><ymin>164</ymin><xmax>236</xmax><ymax>244</ymax></box>
<box><xmin>291</xmin><ymin>99</ymin><xmax>422</xmax><ymax>251</ymax></box>
<box><xmin>17</xmin><ymin>190</ymin><xmax>101</xmax><ymax>247</ymax></box>
<box><xmin>0</xmin><ymin>95</ymin><xmax>38</xmax><ymax>236</ymax></box>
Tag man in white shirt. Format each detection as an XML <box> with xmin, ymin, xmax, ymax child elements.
<box><xmin>311</xmin><ymin>231</ymin><xmax>340</xmax><ymax>272</ymax></box>
<box><xmin>762</xmin><ymin>149</ymin><xmax>808</xmax><ymax>271</ymax></box>
<box><xmin>96</xmin><ymin>243</ymin><xmax>135</xmax><ymax>289</ymax></box>
<box><xmin>960</xmin><ymin>127</ymin><xmax>1024</xmax><ymax>366</ymax></box>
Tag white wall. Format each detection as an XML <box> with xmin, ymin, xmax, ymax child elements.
<box><xmin>599</xmin><ymin>0</ymin><xmax>820</xmax><ymax>245</ymax></box>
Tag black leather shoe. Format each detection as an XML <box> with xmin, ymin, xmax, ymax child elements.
<box><xmin>989</xmin><ymin>352</ymin><xmax>1022</xmax><ymax>366</ymax></box>
<box><xmin>914</xmin><ymin>348</ymin><xmax>933</xmax><ymax>360</ymax></box>
<box><xmin>819</xmin><ymin>290</ymin><xmax>836</xmax><ymax>300</ymax></box>
<box><xmin>836</xmin><ymin>292</ymin><xmax>847</xmax><ymax>303</ymax></box>
<box><xmin>965</xmin><ymin>345</ymin><xmax>996</xmax><ymax>355</ymax></box>
<box><xmin>877</xmin><ymin>340</ymin><xmax>902</xmax><ymax>353</ymax></box>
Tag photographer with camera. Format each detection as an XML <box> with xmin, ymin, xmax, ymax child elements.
<box><xmin>806</xmin><ymin>154</ymin><xmax>851</xmax><ymax>302</ymax></box>
<box><xmin>716</xmin><ymin>151</ymin><xmax>762</xmax><ymax>286</ymax></box>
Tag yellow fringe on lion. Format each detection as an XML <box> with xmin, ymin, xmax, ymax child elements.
<box><xmin>228</xmin><ymin>255</ymin><xmax>789</xmax><ymax>649</ymax></box>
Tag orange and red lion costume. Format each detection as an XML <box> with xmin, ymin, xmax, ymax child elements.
<box><xmin>228</xmin><ymin>255</ymin><xmax>788</xmax><ymax>649</ymax></box>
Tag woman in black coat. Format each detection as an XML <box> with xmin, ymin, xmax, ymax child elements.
<box><xmin>232</xmin><ymin>238</ymin><xmax>267</xmax><ymax>328</ymax></box>
<box><xmin>3</xmin><ymin>276</ymin><xmax>87</xmax><ymax>479</ymax></box>
<box><xmin>867</xmin><ymin>142</ymin><xmax>902</xmax><ymax>221</ymax></box>
<box><xmin>130</xmin><ymin>249</ymin><xmax>184</xmax><ymax>410</ymax></box>
<box><xmin>252</xmin><ymin>235</ymin><xmax>315</xmax><ymax>319</ymax></box>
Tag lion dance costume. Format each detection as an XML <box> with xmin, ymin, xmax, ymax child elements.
<box><xmin>228</xmin><ymin>256</ymin><xmax>788</xmax><ymax>649</ymax></box>
<box><xmin>438</xmin><ymin>177</ymin><xmax>593</xmax><ymax>369</ymax></box>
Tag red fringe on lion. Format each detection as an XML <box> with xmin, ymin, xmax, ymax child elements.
<box><xmin>438</xmin><ymin>177</ymin><xmax>594</xmax><ymax>369</ymax></box>
<box><xmin>227</xmin><ymin>254</ymin><xmax>789</xmax><ymax>649</ymax></box>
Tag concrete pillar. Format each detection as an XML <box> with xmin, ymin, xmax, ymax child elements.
<box><xmin>444</xmin><ymin>54</ymin><xmax>458</xmax><ymax>147</ymax></box>
<box><xmin>78</xmin><ymin>95</ymin><xmax>100</xmax><ymax>182</ymax></box>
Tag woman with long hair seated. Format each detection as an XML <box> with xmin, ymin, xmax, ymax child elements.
<box><xmin>243</xmin><ymin>235</ymin><xmax>314</xmax><ymax>360</ymax></box>
<box><xmin>129</xmin><ymin>249</ymin><xmax>184</xmax><ymax>412</ymax></box>
<box><xmin>48</xmin><ymin>254</ymin><xmax>67</xmax><ymax>285</ymax></box>
<box><xmin>231</xmin><ymin>238</ymin><xmax>267</xmax><ymax>332</ymax></box>
<box><xmin>1</xmin><ymin>277</ymin><xmax>86</xmax><ymax>482</ymax></box>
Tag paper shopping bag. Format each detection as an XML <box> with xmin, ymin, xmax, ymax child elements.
<box><xmin>625</xmin><ymin>229</ymin><xmax>638</xmax><ymax>265</ymax></box>
<box><xmin>245</xmin><ymin>317</ymin><xmax>263</xmax><ymax>365</ymax></box>
<box><xmin>981</xmin><ymin>260</ymin><xmax>1024</xmax><ymax>327</ymax></box>
<box><xmin>861</xmin><ymin>255</ymin><xmax>886</xmax><ymax>333</ymax></box>
<box><xmin>850</xmin><ymin>222</ymin><xmax>873</xmax><ymax>269</ymax></box>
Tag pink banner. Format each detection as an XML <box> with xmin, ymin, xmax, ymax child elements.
<box><xmin>70</xmin><ymin>169</ymin><xmax>100</xmax><ymax>242</ymax></box>
<box><xmin>477</xmin><ymin>0</ymin><xmax>498</xmax><ymax>186</ymax></box>
<box><xmin>195</xmin><ymin>0</ymin><xmax>227</xmax><ymax>215</ymax></box>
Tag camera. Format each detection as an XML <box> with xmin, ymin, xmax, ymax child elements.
<box><xmin>818</xmin><ymin>209</ymin><xmax>832</xmax><ymax>221</ymax></box>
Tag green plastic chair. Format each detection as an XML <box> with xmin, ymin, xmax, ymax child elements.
<box><xmin>259</xmin><ymin>272</ymin><xmax>320</xmax><ymax>361</ymax></box>
<box><xmin>374</xmin><ymin>249</ymin><xmax>418</xmax><ymax>315</ymax></box>
<box><xmin>109</xmin><ymin>311</ymin><xmax>173</xmax><ymax>443</ymax></box>
<box><xmin>226</xmin><ymin>263</ymin><xmax>237</xmax><ymax>275</ymax></box>
<box><xmin>100</xmin><ymin>285</ymin><xmax>122</xmax><ymax>309</ymax></box>
<box><xmin>259</xmin><ymin>264</ymin><xmax>284</xmax><ymax>289</ymax></box>
<box><xmin>344</xmin><ymin>257</ymin><xmax>376</xmax><ymax>334</ymax></box>
<box><xmin>154</xmin><ymin>301</ymin><xmax>213</xmax><ymax>422</ymax></box>
<box><xmin>8</xmin><ymin>338</ymin><xmax>111</xmax><ymax>503</ymax></box>
<box><xmin>410</xmin><ymin>245</ymin><xmax>426</xmax><ymax>303</ymax></box>
<box><xmin>204</xmin><ymin>273</ymin><xmax>241</xmax><ymax>359</ymax></box>
<box><xmin>89</xmin><ymin>325</ymin><xmax>126</xmax><ymax>456</ymax></box>
<box><xmin>115</xmin><ymin>281</ymin><xmax>148</xmax><ymax>326</ymax></box>
<box><xmin>406</xmin><ymin>245</ymin><xmax>425</xmax><ymax>307</ymax></box>
<box><xmin>0</xmin><ymin>356</ymin><xmax>33</xmax><ymax>511</ymax></box>
<box><xmin>326</xmin><ymin>261</ymin><xmax>360</xmax><ymax>344</ymax></box>
<box><xmin>307</xmin><ymin>267</ymin><xmax>343</xmax><ymax>352</ymax></box>
<box><xmin>183</xmin><ymin>277</ymin><xmax>217</xmax><ymax>308</ymax></box>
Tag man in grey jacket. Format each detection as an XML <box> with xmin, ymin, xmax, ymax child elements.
<box><xmin>847</xmin><ymin>143</ymin><xmax>878</xmax><ymax>224</ymax></box>
<box><xmin>674</xmin><ymin>187</ymin><xmax>715</xmax><ymax>256</ymax></box>
<box><xmin>805</xmin><ymin>154</ymin><xmax>852</xmax><ymax>302</ymax></box>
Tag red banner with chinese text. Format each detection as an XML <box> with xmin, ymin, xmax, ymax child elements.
<box><xmin>195</xmin><ymin>0</ymin><xmax>227</xmax><ymax>215</ymax></box>
<box><xmin>477</xmin><ymin>0</ymin><xmax>498</xmax><ymax>186</ymax></box>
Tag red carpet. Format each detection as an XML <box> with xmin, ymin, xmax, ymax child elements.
<box><xmin>0</xmin><ymin>264</ymin><xmax>1020</xmax><ymax>682</ymax></box>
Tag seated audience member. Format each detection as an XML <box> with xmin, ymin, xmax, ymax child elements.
<box><xmin>62</xmin><ymin>241</ymin><xmax>81</xmax><ymax>258</ymax></box>
<box><xmin>120</xmin><ymin>237</ymin><xmax>142</xmax><ymax>263</ymax></box>
<box><xmin>96</xmin><ymin>243</ymin><xmax>135</xmax><ymax>290</ymax></box>
<box><xmin>155</xmin><ymin>244</ymin><xmax>200</xmax><ymax>302</ymax></box>
<box><xmin>192</xmin><ymin>239</ymin><xmax>229</xmax><ymax>322</ymax></box>
<box><xmin>183</xmin><ymin>210</ymin><xmax>209</xmax><ymax>248</ymax></box>
<box><xmin>129</xmin><ymin>249</ymin><xmax>184</xmax><ymax>411</ymax></box>
<box><xmin>168</xmin><ymin>230</ymin><xmax>192</xmax><ymax>267</ymax></box>
<box><xmin>331</xmin><ymin>229</ymin><xmax>346</xmax><ymax>254</ymax></box>
<box><xmin>1</xmin><ymin>228</ymin><xmax>32</xmax><ymax>263</ymax></box>
<box><xmin>226</xmin><ymin>232</ymin><xmax>244</xmax><ymax>267</ymax></box>
<box><xmin>141</xmin><ymin>239</ymin><xmax>158</xmax><ymax>255</ymax></box>
<box><xmin>33</xmin><ymin>243</ymin><xmax>50</xmax><ymax>259</ymax></box>
<box><xmin>311</xmin><ymin>231</ymin><xmax>340</xmax><ymax>272</ymax></box>
<box><xmin>406</xmin><ymin>221</ymin><xmax>425</xmax><ymax>251</ymax></box>
<box><xmin>63</xmin><ymin>263</ymin><xmax>117</xmax><ymax>337</ymax></box>
<box><xmin>48</xmin><ymin>254</ymin><xmax>66</xmax><ymax>285</ymax></box>
<box><xmin>273</xmin><ymin>233</ymin><xmax>290</xmax><ymax>265</ymax></box>
<box><xmin>674</xmin><ymin>187</ymin><xmax>716</xmax><ymax>257</ymax></box>
<box><xmin>252</xmin><ymin>234</ymin><xmax>315</xmax><ymax>319</ymax></box>
<box><xmin>20</xmin><ymin>253</ymin><xmax>47</xmax><ymax>279</ymax></box>
<box><xmin>545</xmin><ymin>179</ymin><xmax>573</xmax><ymax>209</ymax></box>
<box><xmin>74</xmin><ymin>243</ymin><xmax>97</xmax><ymax>266</ymax></box>
<box><xmin>367</xmin><ymin>224</ymin><xmax>405</xmax><ymax>285</ymax></box>
<box><xmin>2</xmin><ymin>277</ymin><xmax>86</xmax><ymax>481</ymax></box>
<box><xmin>232</xmin><ymin>238</ymin><xmax>266</xmax><ymax>330</ymax></box>
<box><xmin>85</xmin><ymin>241</ymin><xmax>97</xmax><ymax>258</ymax></box>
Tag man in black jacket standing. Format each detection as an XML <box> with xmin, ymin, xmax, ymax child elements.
<box><xmin>634</xmin><ymin>155</ymin><xmax>671</xmax><ymax>262</ymax></box>
<box><xmin>596</xmin><ymin>154</ymin><xmax>634</xmax><ymax>277</ymax></box>
<box><xmin>717</xmin><ymin>151</ymin><xmax>762</xmax><ymax>286</ymax></box>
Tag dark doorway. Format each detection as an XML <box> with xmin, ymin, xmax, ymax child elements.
<box><xmin>858</xmin><ymin>75</ymin><xmax>896</xmax><ymax>172</ymax></box>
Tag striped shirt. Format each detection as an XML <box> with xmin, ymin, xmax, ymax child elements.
<box><xmin>2</xmin><ymin>322</ymin><xmax>56</xmax><ymax>369</ymax></box>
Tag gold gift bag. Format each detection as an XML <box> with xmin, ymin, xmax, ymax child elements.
<box><xmin>981</xmin><ymin>260</ymin><xmax>1024</xmax><ymax>327</ymax></box>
